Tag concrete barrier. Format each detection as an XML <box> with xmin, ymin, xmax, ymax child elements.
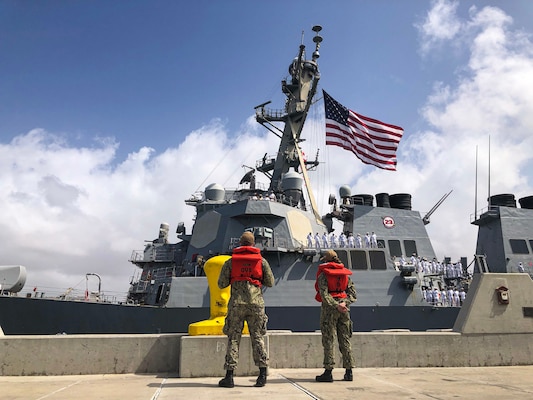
<box><xmin>2</xmin><ymin>273</ymin><xmax>533</xmax><ymax>377</ymax></box>
<box><xmin>0</xmin><ymin>334</ymin><xmax>183</xmax><ymax>376</ymax></box>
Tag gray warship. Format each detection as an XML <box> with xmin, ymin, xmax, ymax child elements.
<box><xmin>1</xmin><ymin>26</ymin><xmax>531</xmax><ymax>335</ymax></box>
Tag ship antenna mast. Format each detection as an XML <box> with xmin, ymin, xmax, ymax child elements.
<box><xmin>475</xmin><ymin>145</ymin><xmax>478</xmax><ymax>220</ymax></box>
<box><xmin>254</xmin><ymin>25</ymin><xmax>324</xmax><ymax>223</ymax></box>
<box><xmin>487</xmin><ymin>135</ymin><xmax>491</xmax><ymax>207</ymax></box>
<box><xmin>295</xmin><ymin>25</ymin><xmax>323</xmax><ymax>222</ymax></box>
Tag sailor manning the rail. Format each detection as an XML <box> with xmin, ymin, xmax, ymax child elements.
<box><xmin>315</xmin><ymin>250</ymin><xmax>357</xmax><ymax>383</ymax></box>
<box><xmin>314</xmin><ymin>232</ymin><xmax>321</xmax><ymax>249</ymax></box>
<box><xmin>217</xmin><ymin>231</ymin><xmax>275</xmax><ymax>388</ymax></box>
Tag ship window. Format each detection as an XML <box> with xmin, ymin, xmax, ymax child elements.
<box><xmin>388</xmin><ymin>240</ymin><xmax>402</xmax><ymax>257</ymax></box>
<box><xmin>510</xmin><ymin>239</ymin><xmax>529</xmax><ymax>254</ymax></box>
<box><xmin>529</xmin><ymin>240</ymin><xmax>533</xmax><ymax>252</ymax></box>
<box><xmin>404</xmin><ymin>240</ymin><xmax>418</xmax><ymax>257</ymax></box>
<box><xmin>369</xmin><ymin>251</ymin><xmax>387</xmax><ymax>270</ymax></box>
<box><xmin>350</xmin><ymin>250</ymin><xmax>368</xmax><ymax>270</ymax></box>
<box><xmin>336</xmin><ymin>250</ymin><xmax>349</xmax><ymax>267</ymax></box>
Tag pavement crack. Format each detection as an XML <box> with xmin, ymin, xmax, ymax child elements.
<box><xmin>277</xmin><ymin>373</ymin><xmax>323</xmax><ymax>399</ymax></box>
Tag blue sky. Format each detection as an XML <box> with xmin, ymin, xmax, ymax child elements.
<box><xmin>2</xmin><ymin>0</ymin><xmax>533</xmax><ymax>295</ymax></box>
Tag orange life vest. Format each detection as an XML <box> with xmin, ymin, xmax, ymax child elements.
<box><xmin>315</xmin><ymin>261</ymin><xmax>353</xmax><ymax>302</ymax></box>
<box><xmin>230</xmin><ymin>246</ymin><xmax>263</xmax><ymax>287</ymax></box>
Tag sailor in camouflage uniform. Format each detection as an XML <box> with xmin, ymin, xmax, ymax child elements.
<box><xmin>315</xmin><ymin>249</ymin><xmax>357</xmax><ymax>382</ymax></box>
<box><xmin>217</xmin><ymin>231</ymin><xmax>275</xmax><ymax>388</ymax></box>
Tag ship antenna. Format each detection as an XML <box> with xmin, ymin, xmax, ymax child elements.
<box><xmin>312</xmin><ymin>25</ymin><xmax>322</xmax><ymax>61</ymax></box>
<box><xmin>488</xmin><ymin>135</ymin><xmax>491</xmax><ymax>207</ymax></box>
<box><xmin>475</xmin><ymin>145</ymin><xmax>478</xmax><ymax>220</ymax></box>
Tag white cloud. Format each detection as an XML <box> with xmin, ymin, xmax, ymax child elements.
<box><xmin>416</xmin><ymin>0</ymin><xmax>463</xmax><ymax>55</ymax></box>
<box><xmin>0</xmin><ymin>121</ymin><xmax>278</xmax><ymax>297</ymax></box>
<box><xmin>404</xmin><ymin>1</ymin><xmax>533</xmax><ymax>261</ymax></box>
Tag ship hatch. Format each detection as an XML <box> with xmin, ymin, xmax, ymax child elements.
<box><xmin>523</xmin><ymin>307</ymin><xmax>533</xmax><ymax>318</ymax></box>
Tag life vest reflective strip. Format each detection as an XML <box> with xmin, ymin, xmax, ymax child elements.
<box><xmin>315</xmin><ymin>262</ymin><xmax>353</xmax><ymax>302</ymax></box>
<box><xmin>230</xmin><ymin>246</ymin><xmax>263</xmax><ymax>287</ymax></box>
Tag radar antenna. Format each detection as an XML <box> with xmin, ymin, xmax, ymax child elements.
<box><xmin>312</xmin><ymin>25</ymin><xmax>322</xmax><ymax>61</ymax></box>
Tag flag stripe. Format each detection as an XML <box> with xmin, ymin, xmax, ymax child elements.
<box><xmin>323</xmin><ymin>90</ymin><xmax>403</xmax><ymax>171</ymax></box>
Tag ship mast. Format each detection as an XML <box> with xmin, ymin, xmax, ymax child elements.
<box><xmin>255</xmin><ymin>25</ymin><xmax>323</xmax><ymax>222</ymax></box>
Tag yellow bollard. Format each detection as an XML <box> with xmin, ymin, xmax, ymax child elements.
<box><xmin>188</xmin><ymin>255</ymin><xmax>249</xmax><ymax>335</ymax></box>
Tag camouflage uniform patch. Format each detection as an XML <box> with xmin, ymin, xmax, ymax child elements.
<box><xmin>223</xmin><ymin>303</ymin><xmax>268</xmax><ymax>370</ymax></box>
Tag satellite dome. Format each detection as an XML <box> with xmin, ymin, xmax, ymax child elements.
<box><xmin>339</xmin><ymin>185</ymin><xmax>351</xmax><ymax>198</ymax></box>
<box><xmin>205</xmin><ymin>183</ymin><xmax>225</xmax><ymax>201</ymax></box>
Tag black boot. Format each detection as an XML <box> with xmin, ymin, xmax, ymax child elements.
<box><xmin>343</xmin><ymin>368</ymin><xmax>353</xmax><ymax>381</ymax></box>
<box><xmin>218</xmin><ymin>370</ymin><xmax>234</xmax><ymax>388</ymax></box>
<box><xmin>254</xmin><ymin>367</ymin><xmax>267</xmax><ymax>387</ymax></box>
<box><xmin>315</xmin><ymin>368</ymin><xmax>333</xmax><ymax>382</ymax></box>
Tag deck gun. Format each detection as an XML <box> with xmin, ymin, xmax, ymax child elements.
<box><xmin>422</xmin><ymin>190</ymin><xmax>453</xmax><ymax>225</ymax></box>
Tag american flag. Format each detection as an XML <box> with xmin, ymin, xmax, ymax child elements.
<box><xmin>323</xmin><ymin>90</ymin><xmax>404</xmax><ymax>171</ymax></box>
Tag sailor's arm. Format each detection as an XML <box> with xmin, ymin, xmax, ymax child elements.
<box><xmin>317</xmin><ymin>273</ymin><xmax>338</xmax><ymax>308</ymax></box>
<box><xmin>261</xmin><ymin>258</ymin><xmax>275</xmax><ymax>288</ymax></box>
<box><xmin>344</xmin><ymin>278</ymin><xmax>357</xmax><ymax>306</ymax></box>
<box><xmin>218</xmin><ymin>259</ymin><xmax>232</xmax><ymax>289</ymax></box>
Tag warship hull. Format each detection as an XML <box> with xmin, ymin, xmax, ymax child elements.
<box><xmin>0</xmin><ymin>296</ymin><xmax>458</xmax><ymax>335</ymax></box>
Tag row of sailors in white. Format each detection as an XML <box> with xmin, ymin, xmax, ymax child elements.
<box><xmin>400</xmin><ymin>256</ymin><xmax>464</xmax><ymax>278</ymax></box>
<box><xmin>251</xmin><ymin>192</ymin><xmax>277</xmax><ymax>201</ymax></box>
<box><xmin>307</xmin><ymin>232</ymin><xmax>378</xmax><ymax>249</ymax></box>
<box><xmin>423</xmin><ymin>287</ymin><xmax>466</xmax><ymax>307</ymax></box>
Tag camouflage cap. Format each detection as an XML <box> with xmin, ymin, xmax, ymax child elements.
<box><xmin>320</xmin><ymin>249</ymin><xmax>338</xmax><ymax>261</ymax></box>
<box><xmin>240</xmin><ymin>231</ymin><xmax>255</xmax><ymax>245</ymax></box>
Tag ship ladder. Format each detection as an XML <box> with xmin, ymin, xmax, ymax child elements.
<box><xmin>474</xmin><ymin>254</ymin><xmax>490</xmax><ymax>273</ymax></box>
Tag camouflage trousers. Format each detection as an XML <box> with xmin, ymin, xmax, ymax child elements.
<box><xmin>320</xmin><ymin>304</ymin><xmax>354</xmax><ymax>369</ymax></box>
<box><xmin>222</xmin><ymin>303</ymin><xmax>269</xmax><ymax>370</ymax></box>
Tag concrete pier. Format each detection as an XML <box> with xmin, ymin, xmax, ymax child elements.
<box><xmin>1</xmin><ymin>273</ymin><xmax>533</xmax><ymax>377</ymax></box>
<box><xmin>3</xmin><ymin>366</ymin><xmax>533</xmax><ymax>400</ymax></box>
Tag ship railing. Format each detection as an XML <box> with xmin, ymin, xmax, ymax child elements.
<box><xmin>235</xmin><ymin>182</ymin><xmax>268</xmax><ymax>192</ymax></box>
<box><xmin>131</xmin><ymin>280</ymin><xmax>149</xmax><ymax>293</ymax></box>
<box><xmin>256</xmin><ymin>154</ymin><xmax>276</xmax><ymax>170</ymax></box>
<box><xmin>255</xmin><ymin>106</ymin><xmax>286</xmax><ymax>122</ymax></box>
<box><xmin>133</xmin><ymin>266</ymin><xmax>175</xmax><ymax>291</ymax></box>
<box><xmin>150</xmin><ymin>266</ymin><xmax>175</xmax><ymax>279</ymax></box>
<box><xmin>185</xmin><ymin>191</ymin><xmax>204</xmax><ymax>205</ymax></box>
<box><xmin>22</xmin><ymin>286</ymin><xmax>127</xmax><ymax>304</ymax></box>
<box><xmin>229</xmin><ymin>235</ymin><xmax>292</xmax><ymax>252</ymax></box>
<box><xmin>152</xmin><ymin>247</ymin><xmax>176</xmax><ymax>262</ymax></box>
<box><xmin>129</xmin><ymin>247</ymin><xmax>176</xmax><ymax>263</ymax></box>
<box><xmin>129</xmin><ymin>250</ymin><xmax>144</xmax><ymax>262</ymax></box>
<box><xmin>470</xmin><ymin>205</ymin><xmax>500</xmax><ymax>223</ymax></box>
